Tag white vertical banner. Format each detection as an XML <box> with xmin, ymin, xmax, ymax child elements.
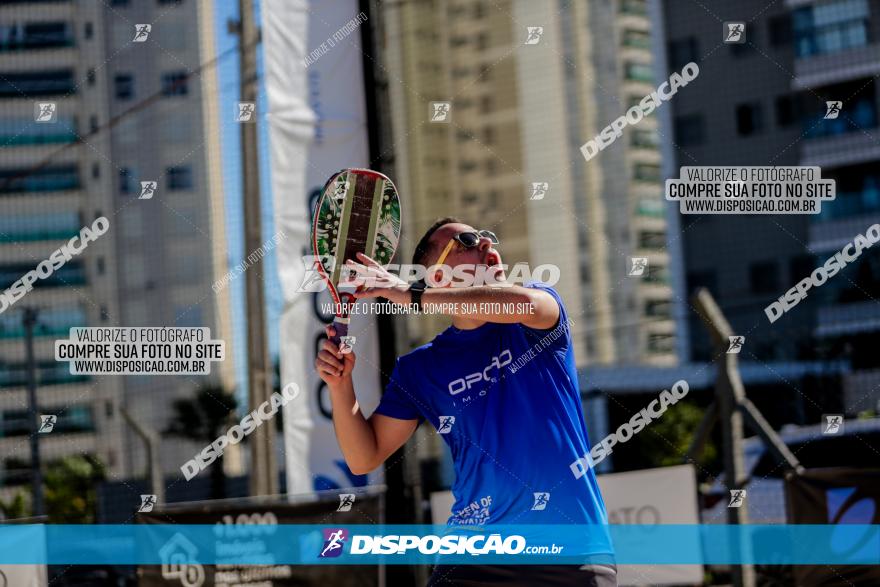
<box><xmin>597</xmin><ymin>465</ymin><xmax>704</xmax><ymax>585</ymax></box>
<box><xmin>0</xmin><ymin>565</ymin><xmax>47</xmax><ymax>586</ymax></box>
<box><xmin>262</xmin><ymin>0</ymin><xmax>383</xmax><ymax>496</ymax></box>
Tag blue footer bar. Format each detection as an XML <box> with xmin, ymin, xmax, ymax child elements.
<box><xmin>0</xmin><ymin>524</ymin><xmax>877</xmax><ymax>565</ymax></box>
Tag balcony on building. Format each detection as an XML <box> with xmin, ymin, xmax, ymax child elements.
<box><xmin>798</xmin><ymin>77</ymin><xmax>879</xmax><ymax>168</ymax></box>
<box><xmin>0</xmin><ymin>259</ymin><xmax>87</xmax><ymax>295</ymax></box>
<box><xmin>809</xmin><ymin>248</ymin><xmax>880</xmax><ymax>337</ymax></box>
<box><xmin>0</xmin><ymin>358</ymin><xmax>89</xmax><ymax>389</ymax></box>
<box><xmin>0</xmin><ymin>68</ymin><xmax>75</xmax><ymax>98</ymax></box>
<box><xmin>0</xmin><ymin>116</ymin><xmax>78</xmax><ymax>147</ymax></box>
<box><xmin>0</xmin><ymin>21</ymin><xmax>74</xmax><ymax>53</ymax></box>
<box><xmin>789</xmin><ymin>0</ymin><xmax>880</xmax><ymax>89</ymax></box>
<box><xmin>0</xmin><ymin>164</ymin><xmax>80</xmax><ymax>195</ymax></box>
<box><xmin>0</xmin><ymin>211</ymin><xmax>82</xmax><ymax>244</ymax></box>
<box><xmin>0</xmin><ymin>304</ymin><xmax>87</xmax><ymax>341</ymax></box>
<box><xmin>816</xmin><ymin>300</ymin><xmax>880</xmax><ymax>337</ymax></box>
<box><xmin>808</xmin><ymin>162</ymin><xmax>880</xmax><ymax>250</ymax></box>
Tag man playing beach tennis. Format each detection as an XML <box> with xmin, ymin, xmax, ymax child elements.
<box><xmin>315</xmin><ymin>218</ymin><xmax>616</xmax><ymax>586</ymax></box>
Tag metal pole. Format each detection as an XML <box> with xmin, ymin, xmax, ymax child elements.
<box><xmin>358</xmin><ymin>2</ymin><xmax>422</xmax><ymax>585</ymax></box>
<box><xmin>23</xmin><ymin>307</ymin><xmax>44</xmax><ymax>517</ymax></box>
<box><xmin>121</xmin><ymin>408</ymin><xmax>165</xmax><ymax>504</ymax></box>
<box><xmin>692</xmin><ymin>289</ymin><xmax>755</xmax><ymax>587</ymax></box>
<box><xmin>237</xmin><ymin>0</ymin><xmax>277</xmax><ymax>497</ymax></box>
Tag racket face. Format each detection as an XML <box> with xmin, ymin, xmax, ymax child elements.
<box><xmin>310</xmin><ymin>168</ymin><xmax>401</xmax><ymax>309</ymax></box>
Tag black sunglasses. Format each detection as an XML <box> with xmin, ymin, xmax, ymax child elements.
<box><xmin>453</xmin><ymin>229</ymin><xmax>499</xmax><ymax>248</ymax></box>
<box><xmin>435</xmin><ymin>230</ymin><xmax>500</xmax><ymax>266</ymax></box>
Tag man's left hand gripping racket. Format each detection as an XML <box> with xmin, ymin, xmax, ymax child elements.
<box><xmin>311</xmin><ymin>169</ymin><xmax>401</xmax><ymax>345</ymax></box>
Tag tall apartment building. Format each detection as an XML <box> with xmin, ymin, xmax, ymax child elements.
<box><xmin>788</xmin><ymin>0</ymin><xmax>880</xmax><ymax>413</ymax></box>
<box><xmin>660</xmin><ymin>0</ymin><xmax>880</xmax><ymax>413</ymax></box>
<box><xmin>0</xmin><ymin>0</ymin><xmax>234</xmax><ymax>501</ymax></box>
<box><xmin>381</xmin><ymin>0</ymin><xmax>676</xmax><ymax>368</ymax></box>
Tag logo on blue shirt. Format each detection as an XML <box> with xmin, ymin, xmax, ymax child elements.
<box><xmin>448</xmin><ymin>349</ymin><xmax>512</xmax><ymax>395</ymax></box>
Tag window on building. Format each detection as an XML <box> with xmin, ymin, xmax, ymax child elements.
<box><xmin>0</xmin><ymin>69</ymin><xmax>74</xmax><ymax>97</ymax></box>
<box><xmin>56</xmin><ymin>405</ymin><xmax>95</xmax><ymax>433</ymax></box>
<box><xmin>0</xmin><ymin>116</ymin><xmax>77</xmax><ymax>146</ymax></box>
<box><xmin>638</xmin><ymin>230</ymin><xmax>666</xmax><ymax>250</ymax></box>
<box><xmin>161</xmin><ymin>71</ymin><xmax>188</xmax><ymax>96</ymax></box>
<box><xmin>805</xmin><ymin>78</ymin><xmax>877</xmax><ymax>139</ymax></box>
<box><xmin>624</xmin><ymin>61</ymin><xmax>654</xmax><ymax>83</ymax></box>
<box><xmin>674</xmin><ymin>113</ymin><xmax>705</xmax><ymax>146</ymax></box>
<box><xmin>166</xmin><ymin>165</ymin><xmax>193</xmax><ymax>190</ymax></box>
<box><xmin>793</xmin><ymin>0</ymin><xmax>869</xmax><ymax>58</ymax></box>
<box><xmin>620</xmin><ymin>0</ymin><xmax>647</xmax><ymax>16</ymax></box>
<box><xmin>623</xmin><ymin>29</ymin><xmax>651</xmax><ymax>50</ymax></box>
<box><xmin>631</xmin><ymin>128</ymin><xmax>659</xmax><ymax>149</ymax></box>
<box><xmin>13</xmin><ymin>305</ymin><xmax>86</xmax><ymax>337</ymax></box>
<box><xmin>645</xmin><ymin>300</ymin><xmax>672</xmax><ymax>319</ymax></box>
<box><xmin>0</xmin><ymin>165</ymin><xmax>79</xmax><ymax>194</ymax></box>
<box><xmin>0</xmin><ymin>260</ymin><xmax>85</xmax><ymax>289</ymax></box>
<box><xmin>667</xmin><ymin>37</ymin><xmax>698</xmax><ymax>70</ymax></box>
<box><xmin>2</xmin><ymin>358</ymin><xmax>88</xmax><ymax>386</ymax></box>
<box><xmin>0</xmin><ymin>211</ymin><xmax>81</xmax><ymax>243</ymax></box>
<box><xmin>636</xmin><ymin>198</ymin><xmax>664</xmax><ymax>218</ymax></box>
<box><xmin>749</xmin><ymin>261</ymin><xmax>780</xmax><ymax>294</ymax></box>
<box><xmin>736</xmin><ymin>102</ymin><xmax>764</xmax><ymax>136</ymax></box>
<box><xmin>643</xmin><ymin>264</ymin><xmax>669</xmax><ymax>284</ymax></box>
<box><xmin>84</xmin><ymin>22</ymin><xmax>93</xmax><ymax>40</ymax></box>
<box><xmin>0</xmin><ymin>21</ymin><xmax>72</xmax><ymax>52</ymax></box>
<box><xmin>118</xmin><ymin>167</ymin><xmax>137</xmax><ymax>194</ymax></box>
<box><xmin>114</xmin><ymin>73</ymin><xmax>133</xmax><ymax>100</ymax></box>
<box><xmin>1</xmin><ymin>410</ymin><xmax>32</xmax><ymax>437</ymax></box>
<box><xmin>647</xmin><ymin>333</ymin><xmax>674</xmax><ymax>353</ymax></box>
<box><xmin>634</xmin><ymin>163</ymin><xmax>661</xmax><ymax>183</ymax></box>
<box><xmin>626</xmin><ymin>95</ymin><xmax>656</xmax><ymax>119</ymax></box>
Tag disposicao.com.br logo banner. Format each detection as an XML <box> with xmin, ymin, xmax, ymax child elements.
<box><xmin>1</xmin><ymin>525</ymin><xmax>878</xmax><ymax>566</ymax></box>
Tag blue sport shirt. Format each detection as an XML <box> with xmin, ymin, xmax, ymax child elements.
<box><xmin>373</xmin><ymin>282</ymin><xmax>613</xmax><ymax>556</ymax></box>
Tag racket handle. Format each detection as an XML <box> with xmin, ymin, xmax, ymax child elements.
<box><xmin>330</xmin><ymin>320</ymin><xmax>348</xmax><ymax>345</ymax></box>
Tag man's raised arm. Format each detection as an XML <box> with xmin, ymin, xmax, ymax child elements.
<box><xmin>315</xmin><ymin>325</ymin><xmax>419</xmax><ymax>475</ymax></box>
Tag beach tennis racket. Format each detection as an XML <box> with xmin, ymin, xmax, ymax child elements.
<box><xmin>310</xmin><ymin>168</ymin><xmax>401</xmax><ymax>345</ymax></box>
